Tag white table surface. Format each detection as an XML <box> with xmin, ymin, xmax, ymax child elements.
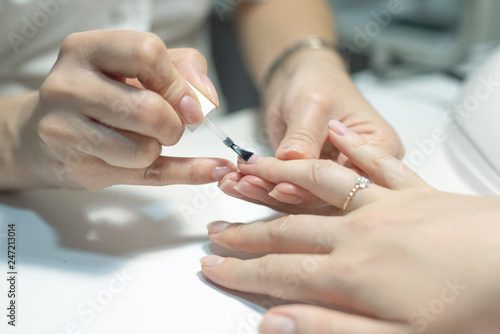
<box><xmin>0</xmin><ymin>71</ymin><xmax>482</xmax><ymax>334</ymax></box>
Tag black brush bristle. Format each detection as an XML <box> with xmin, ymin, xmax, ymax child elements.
<box><xmin>231</xmin><ymin>144</ymin><xmax>254</xmax><ymax>161</ymax></box>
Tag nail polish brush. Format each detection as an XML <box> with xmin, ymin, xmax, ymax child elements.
<box><xmin>185</xmin><ymin>81</ymin><xmax>254</xmax><ymax>161</ymax></box>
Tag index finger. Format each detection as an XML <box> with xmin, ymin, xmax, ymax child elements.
<box><xmin>328</xmin><ymin>120</ymin><xmax>426</xmax><ymax>189</ymax></box>
<box><xmin>238</xmin><ymin>156</ymin><xmax>384</xmax><ymax>210</ymax></box>
<box><xmin>200</xmin><ymin>253</ymin><xmax>356</xmax><ymax>311</ymax></box>
<box><xmin>71</xmin><ymin>30</ymin><xmax>203</xmax><ymax>126</ymax></box>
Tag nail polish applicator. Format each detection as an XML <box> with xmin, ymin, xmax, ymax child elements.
<box><xmin>185</xmin><ymin>81</ymin><xmax>254</xmax><ymax>161</ymax></box>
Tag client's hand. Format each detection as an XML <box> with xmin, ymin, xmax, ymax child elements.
<box><xmin>202</xmin><ymin>121</ymin><xmax>500</xmax><ymax>334</ymax></box>
<box><xmin>219</xmin><ymin>119</ymin><xmax>415</xmax><ymax>214</ymax></box>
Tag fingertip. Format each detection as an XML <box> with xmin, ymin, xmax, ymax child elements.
<box><xmin>238</xmin><ymin>154</ymin><xmax>263</xmax><ymax>165</ymax></box>
<box><xmin>212</xmin><ymin>162</ymin><xmax>238</xmax><ymax>182</ymax></box>
<box><xmin>200</xmin><ymin>255</ymin><xmax>225</xmax><ymax>268</ymax></box>
<box><xmin>328</xmin><ymin>119</ymin><xmax>349</xmax><ymax>136</ymax></box>
<box><xmin>259</xmin><ymin>312</ymin><xmax>296</xmax><ymax>334</ymax></box>
<box><xmin>268</xmin><ymin>189</ymin><xmax>303</xmax><ymax>205</ymax></box>
<box><xmin>207</xmin><ymin>221</ymin><xmax>231</xmax><ymax>234</ymax></box>
<box><xmin>218</xmin><ymin>171</ymin><xmax>243</xmax><ymax>187</ymax></box>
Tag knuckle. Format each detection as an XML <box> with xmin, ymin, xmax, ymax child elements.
<box><xmin>141</xmin><ymin>156</ymin><xmax>164</xmax><ymax>185</ymax></box>
<box><xmin>300</xmin><ymin>91</ymin><xmax>332</xmax><ymax>112</ymax></box>
<box><xmin>348</xmin><ymin>211</ymin><xmax>387</xmax><ymax>232</ymax></box>
<box><xmin>309</xmin><ymin>160</ymin><xmax>335</xmax><ymax>187</ymax></box>
<box><xmin>267</xmin><ymin>216</ymin><xmax>293</xmax><ymax>252</ymax></box>
<box><xmin>40</xmin><ymin>73</ymin><xmax>73</xmax><ymax>102</ymax></box>
<box><xmin>181</xmin><ymin>48</ymin><xmax>207</xmax><ymax>66</ymax></box>
<box><xmin>37</xmin><ymin>113</ymin><xmax>71</xmax><ymax>144</ymax></box>
<box><xmin>185</xmin><ymin>160</ymin><xmax>209</xmax><ymax>184</ymax></box>
<box><xmin>134</xmin><ymin>33</ymin><xmax>166</xmax><ymax>66</ymax></box>
<box><xmin>285</xmin><ymin>128</ymin><xmax>319</xmax><ymax>148</ymax></box>
<box><xmin>133</xmin><ymin>91</ymin><xmax>164</xmax><ymax>129</ymax></box>
<box><xmin>256</xmin><ymin>255</ymin><xmax>275</xmax><ymax>285</ymax></box>
<box><xmin>60</xmin><ymin>32</ymin><xmax>83</xmax><ymax>55</ymax></box>
<box><xmin>131</xmin><ymin>91</ymin><xmax>184</xmax><ymax>145</ymax></box>
<box><xmin>351</xmin><ymin>139</ymin><xmax>370</xmax><ymax>151</ymax></box>
<box><xmin>369</xmin><ymin>151</ymin><xmax>394</xmax><ymax>174</ymax></box>
<box><xmin>163</xmin><ymin>122</ymin><xmax>184</xmax><ymax>145</ymax></box>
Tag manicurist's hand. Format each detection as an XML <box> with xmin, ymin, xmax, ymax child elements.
<box><xmin>203</xmin><ymin>121</ymin><xmax>500</xmax><ymax>334</ymax></box>
<box><xmin>264</xmin><ymin>48</ymin><xmax>404</xmax><ymax>163</ymax></box>
<box><xmin>6</xmin><ymin>30</ymin><xmax>235</xmax><ymax>190</ymax></box>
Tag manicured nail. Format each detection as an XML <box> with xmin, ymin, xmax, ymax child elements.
<box><xmin>233</xmin><ymin>181</ymin><xmax>269</xmax><ymax>200</ymax></box>
<box><xmin>329</xmin><ymin>119</ymin><xmax>349</xmax><ymax>136</ymax></box>
<box><xmin>201</xmin><ymin>75</ymin><xmax>220</xmax><ymax>108</ymax></box>
<box><xmin>218</xmin><ymin>178</ymin><xmax>234</xmax><ymax>190</ymax></box>
<box><xmin>260</xmin><ymin>314</ymin><xmax>296</xmax><ymax>334</ymax></box>
<box><xmin>179</xmin><ymin>94</ymin><xmax>203</xmax><ymax>125</ymax></box>
<box><xmin>269</xmin><ymin>190</ymin><xmax>303</xmax><ymax>205</ymax></box>
<box><xmin>213</xmin><ymin>165</ymin><xmax>236</xmax><ymax>181</ymax></box>
<box><xmin>233</xmin><ymin>182</ymin><xmax>248</xmax><ymax>194</ymax></box>
<box><xmin>280</xmin><ymin>145</ymin><xmax>314</xmax><ymax>160</ymax></box>
<box><xmin>200</xmin><ymin>255</ymin><xmax>225</xmax><ymax>268</ymax></box>
<box><xmin>207</xmin><ymin>221</ymin><xmax>231</xmax><ymax>234</ymax></box>
<box><xmin>239</xmin><ymin>154</ymin><xmax>263</xmax><ymax>165</ymax></box>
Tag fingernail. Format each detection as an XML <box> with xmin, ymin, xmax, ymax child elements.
<box><xmin>329</xmin><ymin>119</ymin><xmax>349</xmax><ymax>136</ymax></box>
<box><xmin>213</xmin><ymin>165</ymin><xmax>236</xmax><ymax>181</ymax></box>
<box><xmin>268</xmin><ymin>190</ymin><xmax>303</xmax><ymax>205</ymax></box>
<box><xmin>280</xmin><ymin>146</ymin><xmax>313</xmax><ymax>160</ymax></box>
<box><xmin>201</xmin><ymin>75</ymin><xmax>220</xmax><ymax>108</ymax></box>
<box><xmin>179</xmin><ymin>94</ymin><xmax>203</xmax><ymax>125</ymax></box>
<box><xmin>234</xmin><ymin>181</ymin><xmax>269</xmax><ymax>200</ymax></box>
<box><xmin>200</xmin><ymin>255</ymin><xmax>225</xmax><ymax>268</ymax></box>
<box><xmin>233</xmin><ymin>182</ymin><xmax>247</xmax><ymax>194</ymax></box>
<box><xmin>219</xmin><ymin>178</ymin><xmax>234</xmax><ymax>191</ymax></box>
<box><xmin>260</xmin><ymin>314</ymin><xmax>296</xmax><ymax>334</ymax></box>
<box><xmin>239</xmin><ymin>154</ymin><xmax>263</xmax><ymax>165</ymax></box>
<box><xmin>207</xmin><ymin>221</ymin><xmax>231</xmax><ymax>233</ymax></box>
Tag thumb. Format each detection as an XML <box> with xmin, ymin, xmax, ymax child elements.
<box><xmin>275</xmin><ymin>106</ymin><xmax>329</xmax><ymax>160</ymax></box>
<box><xmin>259</xmin><ymin>305</ymin><xmax>406</xmax><ymax>334</ymax></box>
<box><xmin>169</xmin><ymin>48</ymin><xmax>220</xmax><ymax>108</ymax></box>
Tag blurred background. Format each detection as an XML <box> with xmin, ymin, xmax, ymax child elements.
<box><xmin>211</xmin><ymin>0</ymin><xmax>500</xmax><ymax>112</ymax></box>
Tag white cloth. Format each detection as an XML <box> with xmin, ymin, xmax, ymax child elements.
<box><xmin>0</xmin><ymin>0</ymin><xmax>213</xmax><ymax>95</ymax></box>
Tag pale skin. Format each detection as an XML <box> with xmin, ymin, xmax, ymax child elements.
<box><xmin>0</xmin><ymin>0</ymin><xmax>403</xmax><ymax>191</ymax></box>
<box><xmin>0</xmin><ymin>31</ymin><xmax>234</xmax><ymax>191</ymax></box>
<box><xmin>237</xmin><ymin>0</ymin><xmax>403</xmax><ymax>161</ymax></box>
<box><xmin>203</xmin><ymin>120</ymin><xmax>500</xmax><ymax>334</ymax></box>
